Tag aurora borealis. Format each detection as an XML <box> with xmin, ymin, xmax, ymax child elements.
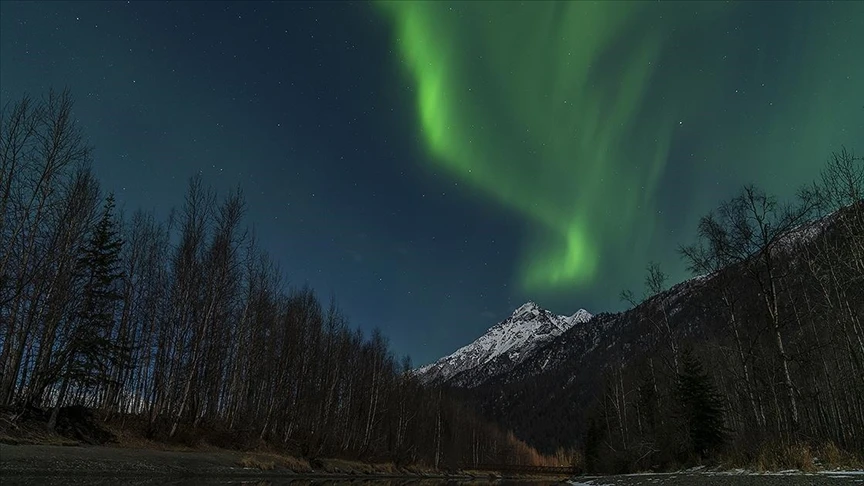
<box><xmin>1</xmin><ymin>1</ymin><xmax>861</xmax><ymax>365</ymax></box>
<box><xmin>378</xmin><ymin>1</ymin><xmax>864</xmax><ymax>295</ymax></box>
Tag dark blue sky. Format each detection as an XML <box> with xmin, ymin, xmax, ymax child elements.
<box><xmin>1</xmin><ymin>1</ymin><xmax>528</xmax><ymax>366</ymax></box>
<box><xmin>2</xmin><ymin>1</ymin><xmax>861</xmax><ymax>366</ymax></box>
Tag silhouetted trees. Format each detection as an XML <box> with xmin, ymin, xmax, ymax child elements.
<box><xmin>675</xmin><ymin>349</ymin><xmax>725</xmax><ymax>458</ymax></box>
<box><xmin>0</xmin><ymin>91</ymin><xmax>551</xmax><ymax>468</ymax></box>
<box><xmin>4</xmin><ymin>89</ymin><xmax>860</xmax><ymax>472</ymax></box>
<box><xmin>587</xmin><ymin>148</ymin><xmax>863</xmax><ymax>470</ymax></box>
<box><xmin>48</xmin><ymin>194</ymin><xmax>126</xmax><ymax>430</ymax></box>
<box><xmin>470</xmin><ymin>148</ymin><xmax>862</xmax><ymax>473</ymax></box>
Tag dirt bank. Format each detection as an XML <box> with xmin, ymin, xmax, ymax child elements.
<box><xmin>0</xmin><ymin>444</ymin><xmax>502</xmax><ymax>483</ymax></box>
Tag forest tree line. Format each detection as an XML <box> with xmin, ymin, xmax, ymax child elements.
<box><xmin>0</xmin><ymin>90</ymin><xmax>556</xmax><ymax>467</ymax></box>
<box><xmin>465</xmin><ymin>149</ymin><xmax>863</xmax><ymax>473</ymax></box>
<box><xmin>584</xmin><ymin>148</ymin><xmax>864</xmax><ymax>471</ymax></box>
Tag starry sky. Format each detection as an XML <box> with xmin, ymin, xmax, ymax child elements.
<box><xmin>2</xmin><ymin>1</ymin><xmax>861</xmax><ymax>366</ymax></box>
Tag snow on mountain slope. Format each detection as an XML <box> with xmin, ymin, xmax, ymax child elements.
<box><xmin>415</xmin><ymin>302</ymin><xmax>592</xmax><ymax>387</ymax></box>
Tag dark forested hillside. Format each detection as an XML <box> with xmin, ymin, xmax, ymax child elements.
<box><xmin>0</xmin><ymin>91</ymin><xmax>558</xmax><ymax>468</ymax></box>
<box><xmin>466</xmin><ymin>152</ymin><xmax>864</xmax><ymax>471</ymax></box>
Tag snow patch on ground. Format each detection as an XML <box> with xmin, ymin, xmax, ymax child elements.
<box><xmin>570</xmin><ymin>468</ymin><xmax>864</xmax><ymax>483</ymax></box>
<box><xmin>818</xmin><ymin>470</ymin><xmax>864</xmax><ymax>476</ymax></box>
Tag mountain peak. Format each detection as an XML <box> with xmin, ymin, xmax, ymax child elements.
<box><xmin>512</xmin><ymin>301</ymin><xmax>542</xmax><ymax>318</ymax></box>
<box><xmin>415</xmin><ymin>301</ymin><xmax>592</xmax><ymax>387</ymax></box>
<box><xmin>567</xmin><ymin>308</ymin><xmax>592</xmax><ymax>322</ymax></box>
<box><xmin>516</xmin><ymin>300</ymin><xmax>539</xmax><ymax>309</ymax></box>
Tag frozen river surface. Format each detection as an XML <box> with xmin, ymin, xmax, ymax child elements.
<box><xmin>571</xmin><ymin>470</ymin><xmax>862</xmax><ymax>485</ymax></box>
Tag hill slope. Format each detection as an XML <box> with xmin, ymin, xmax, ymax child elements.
<box><xmin>465</xmin><ymin>203</ymin><xmax>864</xmax><ymax>467</ymax></box>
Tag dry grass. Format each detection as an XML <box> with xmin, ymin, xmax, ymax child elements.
<box><xmin>278</xmin><ymin>454</ymin><xmax>312</xmax><ymax>472</ymax></box>
<box><xmin>93</xmin><ymin>418</ymin><xmax>320</xmax><ymax>474</ymax></box>
<box><xmin>462</xmin><ymin>469</ymin><xmax>501</xmax><ymax>477</ymax></box>
<box><xmin>0</xmin><ymin>431</ymin><xmax>78</xmax><ymax>446</ymax></box>
<box><xmin>107</xmin><ymin>425</ymin><xmax>196</xmax><ymax>452</ymax></box>
<box><xmin>237</xmin><ymin>455</ymin><xmax>276</xmax><ymax>470</ymax></box>
<box><xmin>234</xmin><ymin>452</ymin><xmax>312</xmax><ymax>472</ymax></box>
<box><xmin>316</xmin><ymin>458</ymin><xmax>403</xmax><ymax>475</ymax></box>
<box><xmin>0</xmin><ymin>405</ymin><xmax>577</xmax><ymax>478</ymax></box>
<box><xmin>746</xmin><ymin>441</ymin><xmax>864</xmax><ymax>473</ymax></box>
<box><xmin>754</xmin><ymin>442</ymin><xmax>816</xmax><ymax>472</ymax></box>
<box><xmin>816</xmin><ymin>442</ymin><xmax>864</xmax><ymax>470</ymax></box>
<box><xmin>400</xmin><ymin>464</ymin><xmax>439</xmax><ymax>475</ymax></box>
<box><xmin>503</xmin><ymin>431</ymin><xmax>580</xmax><ymax>467</ymax></box>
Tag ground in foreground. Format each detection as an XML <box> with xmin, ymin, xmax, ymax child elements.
<box><xmin>0</xmin><ymin>444</ymin><xmax>567</xmax><ymax>484</ymax></box>
<box><xmin>571</xmin><ymin>470</ymin><xmax>863</xmax><ymax>485</ymax></box>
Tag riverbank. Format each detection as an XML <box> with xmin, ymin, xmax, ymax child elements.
<box><xmin>3</xmin><ymin>444</ymin><xmax>863</xmax><ymax>486</ymax></box>
<box><xmin>0</xmin><ymin>443</ymin><xmax>528</xmax><ymax>481</ymax></box>
<box><xmin>0</xmin><ymin>405</ymin><xmax>570</xmax><ymax>482</ymax></box>
<box><xmin>570</xmin><ymin>470</ymin><xmax>864</xmax><ymax>485</ymax></box>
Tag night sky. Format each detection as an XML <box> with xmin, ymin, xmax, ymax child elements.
<box><xmin>2</xmin><ymin>1</ymin><xmax>861</xmax><ymax>366</ymax></box>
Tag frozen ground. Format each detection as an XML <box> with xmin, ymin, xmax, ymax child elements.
<box><xmin>570</xmin><ymin>469</ymin><xmax>863</xmax><ymax>485</ymax></box>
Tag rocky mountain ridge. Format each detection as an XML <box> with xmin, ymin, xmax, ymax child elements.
<box><xmin>414</xmin><ymin>301</ymin><xmax>592</xmax><ymax>388</ymax></box>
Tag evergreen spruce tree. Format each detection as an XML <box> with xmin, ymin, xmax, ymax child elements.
<box><xmin>49</xmin><ymin>194</ymin><xmax>126</xmax><ymax>429</ymax></box>
<box><xmin>676</xmin><ymin>349</ymin><xmax>726</xmax><ymax>458</ymax></box>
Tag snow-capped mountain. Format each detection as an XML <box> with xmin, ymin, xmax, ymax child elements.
<box><xmin>414</xmin><ymin>301</ymin><xmax>592</xmax><ymax>388</ymax></box>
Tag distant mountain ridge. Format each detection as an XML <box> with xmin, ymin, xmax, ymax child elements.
<box><xmin>459</xmin><ymin>201</ymin><xmax>864</xmax><ymax>455</ymax></box>
<box><xmin>414</xmin><ymin>301</ymin><xmax>592</xmax><ymax>388</ymax></box>
<box><xmin>418</xmin><ymin>204</ymin><xmax>840</xmax><ymax>393</ymax></box>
